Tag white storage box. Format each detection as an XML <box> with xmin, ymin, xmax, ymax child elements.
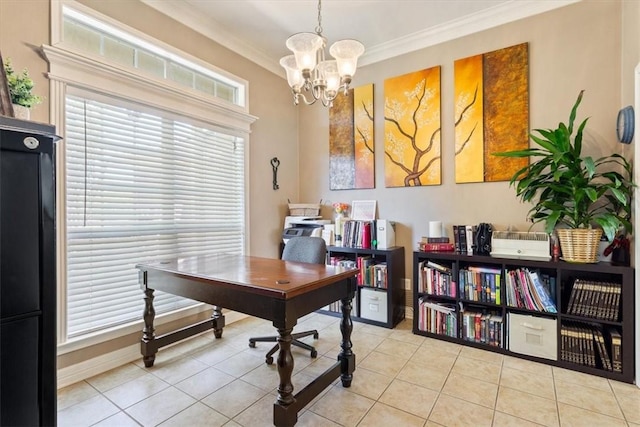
<box><xmin>508</xmin><ymin>313</ymin><xmax>557</xmax><ymax>360</ymax></box>
<box><xmin>360</xmin><ymin>287</ymin><xmax>388</xmax><ymax>323</ymax></box>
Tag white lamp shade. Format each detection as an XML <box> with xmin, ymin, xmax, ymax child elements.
<box><xmin>317</xmin><ymin>60</ymin><xmax>340</xmax><ymax>92</ymax></box>
<box><xmin>286</xmin><ymin>32</ymin><xmax>323</xmax><ymax>71</ymax></box>
<box><xmin>329</xmin><ymin>39</ymin><xmax>364</xmax><ymax>77</ymax></box>
<box><xmin>280</xmin><ymin>55</ymin><xmax>303</xmax><ymax>89</ymax></box>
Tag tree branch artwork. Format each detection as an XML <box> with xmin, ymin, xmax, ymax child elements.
<box><xmin>384</xmin><ymin>67</ymin><xmax>441</xmax><ymax>187</ymax></box>
<box><xmin>330</xmin><ymin>83</ymin><xmax>374</xmax><ymax>190</ymax></box>
<box><xmin>454</xmin><ymin>43</ymin><xmax>529</xmax><ymax>183</ymax></box>
<box><xmin>454</xmin><ymin>84</ymin><xmax>479</xmax><ymax>156</ymax></box>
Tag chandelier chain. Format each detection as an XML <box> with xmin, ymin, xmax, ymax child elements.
<box><xmin>315</xmin><ymin>0</ymin><xmax>323</xmax><ymax>35</ymax></box>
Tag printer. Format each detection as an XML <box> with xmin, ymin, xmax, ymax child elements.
<box><xmin>282</xmin><ymin>216</ymin><xmax>332</xmax><ymax>243</ymax></box>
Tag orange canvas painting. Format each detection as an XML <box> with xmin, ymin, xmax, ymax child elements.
<box><xmin>454</xmin><ymin>42</ymin><xmax>529</xmax><ymax>183</ymax></box>
<box><xmin>384</xmin><ymin>67</ymin><xmax>441</xmax><ymax>187</ymax></box>
<box><xmin>329</xmin><ymin>83</ymin><xmax>374</xmax><ymax>190</ymax></box>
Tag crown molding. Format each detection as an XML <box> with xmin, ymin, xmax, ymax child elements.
<box><xmin>140</xmin><ymin>0</ymin><xmax>281</xmax><ymax>74</ymax></box>
<box><xmin>141</xmin><ymin>0</ymin><xmax>581</xmax><ymax>77</ymax></box>
<box><xmin>359</xmin><ymin>0</ymin><xmax>581</xmax><ymax>66</ymax></box>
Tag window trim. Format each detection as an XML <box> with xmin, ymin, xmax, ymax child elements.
<box><xmin>47</xmin><ymin>0</ymin><xmax>257</xmax><ymax>352</ymax></box>
<box><xmin>51</xmin><ymin>0</ymin><xmax>250</xmax><ymax>109</ymax></box>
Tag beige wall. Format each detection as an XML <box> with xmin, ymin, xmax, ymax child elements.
<box><xmin>0</xmin><ymin>0</ymin><xmax>51</xmax><ymax>125</ymax></box>
<box><xmin>299</xmin><ymin>0</ymin><xmax>628</xmax><ymax>276</ymax></box>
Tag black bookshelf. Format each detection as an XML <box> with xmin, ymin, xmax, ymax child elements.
<box><xmin>413</xmin><ymin>251</ymin><xmax>635</xmax><ymax>384</ymax></box>
<box><xmin>322</xmin><ymin>246</ymin><xmax>405</xmax><ymax>328</ymax></box>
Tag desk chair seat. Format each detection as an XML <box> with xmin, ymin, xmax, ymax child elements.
<box><xmin>248</xmin><ymin>236</ymin><xmax>326</xmax><ymax>365</ymax></box>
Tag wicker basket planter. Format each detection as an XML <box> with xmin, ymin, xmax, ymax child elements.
<box><xmin>556</xmin><ymin>228</ymin><xmax>602</xmax><ymax>263</ymax></box>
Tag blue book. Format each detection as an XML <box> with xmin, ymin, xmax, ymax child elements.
<box><xmin>528</xmin><ymin>270</ymin><xmax>557</xmax><ymax>313</ymax></box>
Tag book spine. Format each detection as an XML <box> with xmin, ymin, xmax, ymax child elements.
<box><xmin>465</xmin><ymin>225</ymin><xmax>474</xmax><ymax>254</ymax></box>
<box><xmin>426</xmin><ymin>237</ymin><xmax>450</xmax><ymax>243</ymax></box>
<box><xmin>453</xmin><ymin>225</ymin><xmax>461</xmax><ymax>253</ymax></box>
<box><xmin>420</xmin><ymin>242</ymin><xmax>455</xmax><ymax>252</ymax></box>
<box><xmin>457</xmin><ymin>225</ymin><xmax>467</xmax><ymax>254</ymax></box>
<box><xmin>362</xmin><ymin>221</ymin><xmax>372</xmax><ymax>249</ymax></box>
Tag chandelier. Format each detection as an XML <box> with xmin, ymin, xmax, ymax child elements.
<box><xmin>279</xmin><ymin>0</ymin><xmax>365</xmax><ymax>107</ymax></box>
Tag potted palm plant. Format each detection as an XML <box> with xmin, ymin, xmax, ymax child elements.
<box><xmin>495</xmin><ymin>90</ymin><xmax>634</xmax><ymax>263</ymax></box>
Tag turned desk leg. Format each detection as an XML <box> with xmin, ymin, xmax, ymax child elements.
<box><xmin>339</xmin><ymin>295</ymin><xmax>355</xmax><ymax>387</ymax></box>
<box><xmin>212</xmin><ymin>305</ymin><xmax>224</xmax><ymax>338</ymax></box>
<box><xmin>141</xmin><ymin>287</ymin><xmax>157</xmax><ymax>367</ymax></box>
<box><xmin>275</xmin><ymin>327</ymin><xmax>294</xmax><ymax>406</ymax></box>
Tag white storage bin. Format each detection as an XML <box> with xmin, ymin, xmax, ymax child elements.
<box><xmin>360</xmin><ymin>287</ymin><xmax>388</xmax><ymax>323</ymax></box>
<box><xmin>508</xmin><ymin>313</ymin><xmax>557</xmax><ymax>360</ymax></box>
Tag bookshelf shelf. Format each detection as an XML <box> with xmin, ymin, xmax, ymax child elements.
<box><xmin>413</xmin><ymin>251</ymin><xmax>635</xmax><ymax>383</ymax></box>
<box><xmin>323</xmin><ymin>246</ymin><xmax>405</xmax><ymax>328</ymax></box>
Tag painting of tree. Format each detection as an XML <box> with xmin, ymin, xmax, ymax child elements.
<box><xmin>454</xmin><ymin>42</ymin><xmax>529</xmax><ymax>183</ymax></box>
<box><xmin>384</xmin><ymin>67</ymin><xmax>441</xmax><ymax>187</ymax></box>
<box><xmin>329</xmin><ymin>83</ymin><xmax>374</xmax><ymax>190</ymax></box>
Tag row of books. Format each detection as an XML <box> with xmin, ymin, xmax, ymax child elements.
<box><xmin>453</xmin><ymin>225</ymin><xmax>476</xmax><ymax>254</ymax></box>
<box><xmin>504</xmin><ymin>268</ymin><xmax>557</xmax><ymax>313</ymax></box>
<box><xmin>566</xmin><ymin>279</ymin><xmax>621</xmax><ymax>321</ymax></box>
<box><xmin>328</xmin><ymin>256</ymin><xmax>388</xmax><ymax>289</ymax></box>
<box><xmin>340</xmin><ymin>220</ymin><xmax>375</xmax><ymax>249</ymax></box>
<box><xmin>458</xmin><ymin>266</ymin><xmax>501</xmax><ymax>304</ymax></box>
<box><xmin>461</xmin><ymin>310</ymin><xmax>504</xmax><ymax>347</ymax></box>
<box><xmin>416</xmin><ymin>298</ymin><xmax>457</xmax><ymax>337</ymax></box>
<box><xmin>417</xmin><ymin>260</ymin><xmax>456</xmax><ymax>297</ymax></box>
<box><xmin>560</xmin><ymin>323</ymin><xmax>622</xmax><ymax>373</ymax></box>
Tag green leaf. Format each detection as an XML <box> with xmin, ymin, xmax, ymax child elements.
<box><xmin>567</xmin><ymin>90</ymin><xmax>585</xmax><ymax>134</ymax></box>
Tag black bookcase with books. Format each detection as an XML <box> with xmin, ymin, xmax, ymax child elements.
<box><xmin>324</xmin><ymin>246</ymin><xmax>405</xmax><ymax>328</ymax></box>
<box><xmin>413</xmin><ymin>251</ymin><xmax>635</xmax><ymax>383</ymax></box>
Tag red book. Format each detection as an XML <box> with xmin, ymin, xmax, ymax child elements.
<box><xmin>362</xmin><ymin>222</ymin><xmax>372</xmax><ymax>249</ymax></box>
<box><xmin>420</xmin><ymin>242</ymin><xmax>455</xmax><ymax>252</ymax></box>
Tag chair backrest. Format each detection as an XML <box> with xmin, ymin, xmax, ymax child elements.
<box><xmin>281</xmin><ymin>236</ymin><xmax>327</xmax><ymax>265</ymax></box>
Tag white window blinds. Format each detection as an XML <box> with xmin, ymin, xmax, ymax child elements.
<box><xmin>65</xmin><ymin>91</ymin><xmax>245</xmax><ymax>338</ymax></box>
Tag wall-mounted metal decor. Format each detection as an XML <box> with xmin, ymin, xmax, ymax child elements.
<box><xmin>384</xmin><ymin>66</ymin><xmax>441</xmax><ymax>187</ymax></box>
<box><xmin>454</xmin><ymin>42</ymin><xmax>529</xmax><ymax>183</ymax></box>
<box><xmin>329</xmin><ymin>83</ymin><xmax>374</xmax><ymax>190</ymax></box>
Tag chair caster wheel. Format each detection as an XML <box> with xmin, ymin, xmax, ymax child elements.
<box><xmin>266</xmin><ymin>356</ymin><xmax>274</xmax><ymax>365</ymax></box>
<box><xmin>313</xmin><ymin>332</ymin><xmax>319</xmax><ymax>339</ymax></box>
<box><xmin>249</xmin><ymin>341</ymin><xmax>256</xmax><ymax>348</ymax></box>
<box><xmin>310</xmin><ymin>350</ymin><xmax>317</xmax><ymax>358</ymax></box>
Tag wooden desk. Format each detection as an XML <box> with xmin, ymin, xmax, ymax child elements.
<box><xmin>136</xmin><ymin>254</ymin><xmax>358</xmax><ymax>427</ymax></box>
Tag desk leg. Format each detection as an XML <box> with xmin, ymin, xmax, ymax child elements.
<box><xmin>141</xmin><ymin>288</ymin><xmax>157</xmax><ymax>367</ymax></box>
<box><xmin>275</xmin><ymin>327</ymin><xmax>294</xmax><ymax>407</ymax></box>
<box><xmin>339</xmin><ymin>295</ymin><xmax>355</xmax><ymax>387</ymax></box>
<box><xmin>212</xmin><ymin>305</ymin><xmax>224</xmax><ymax>338</ymax></box>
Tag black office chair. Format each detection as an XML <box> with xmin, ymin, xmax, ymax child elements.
<box><xmin>249</xmin><ymin>236</ymin><xmax>326</xmax><ymax>364</ymax></box>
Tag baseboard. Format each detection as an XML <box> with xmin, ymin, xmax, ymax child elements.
<box><xmin>57</xmin><ymin>311</ymin><xmax>248</xmax><ymax>389</ymax></box>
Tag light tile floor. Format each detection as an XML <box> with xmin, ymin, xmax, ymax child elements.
<box><xmin>58</xmin><ymin>314</ymin><xmax>640</xmax><ymax>427</ymax></box>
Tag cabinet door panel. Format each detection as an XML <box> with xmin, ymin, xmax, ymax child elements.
<box><xmin>0</xmin><ymin>316</ymin><xmax>40</xmax><ymax>427</ymax></box>
<box><xmin>1</xmin><ymin>149</ymin><xmax>41</xmax><ymax>317</ymax></box>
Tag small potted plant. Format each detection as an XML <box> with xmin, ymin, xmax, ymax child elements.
<box><xmin>4</xmin><ymin>59</ymin><xmax>42</xmax><ymax>119</ymax></box>
<box><xmin>494</xmin><ymin>90</ymin><xmax>634</xmax><ymax>263</ymax></box>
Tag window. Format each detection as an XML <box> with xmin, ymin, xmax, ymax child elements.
<box><xmin>47</xmin><ymin>1</ymin><xmax>256</xmax><ymax>346</ymax></box>
<box><xmin>61</xmin><ymin>5</ymin><xmax>245</xmax><ymax>107</ymax></box>
<box><xmin>65</xmin><ymin>91</ymin><xmax>245</xmax><ymax>337</ymax></box>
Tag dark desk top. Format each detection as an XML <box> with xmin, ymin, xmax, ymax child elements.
<box><xmin>137</xmin><ymin>253</ymin><xmax>358</xmax><ymax>300</ymax></box>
